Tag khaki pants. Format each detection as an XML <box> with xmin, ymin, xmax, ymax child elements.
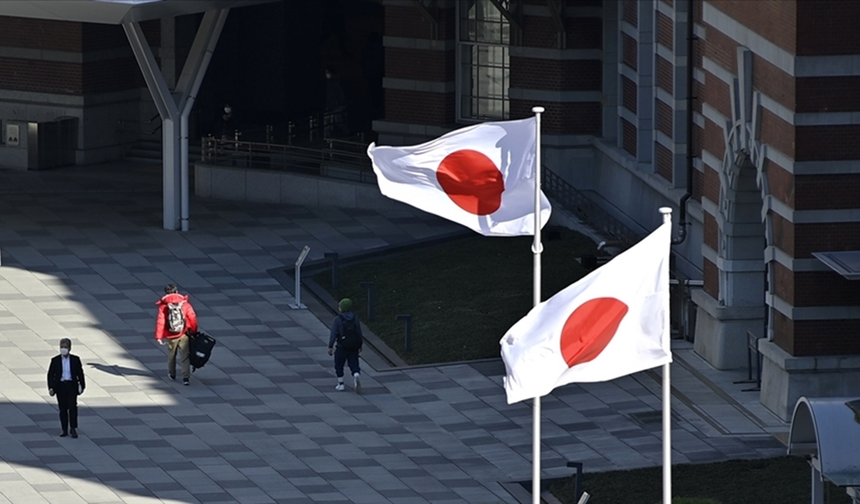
<box><xmin>167</xmin><ymin>335</ymin><xmax>190</xmax><ymax>380</ymax></box>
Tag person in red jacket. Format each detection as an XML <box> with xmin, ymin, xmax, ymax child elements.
<box><xmin>155</xmin><ymin>284</ymin><xmax>198</xmax><ymax>385</ymax></box>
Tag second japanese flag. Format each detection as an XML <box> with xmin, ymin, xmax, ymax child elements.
<box><xmin>366</xmin><ymin>117</ymin><xmax>551</xmax><ymax>236</ymax></box>
<box><xmin>501</xmin><ymin>221</ymin><xmax>673</xmax><ymax>404</ymax></box>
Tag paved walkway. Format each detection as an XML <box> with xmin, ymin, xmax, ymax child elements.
<box><xmin>0</xmin><ymin>163</ymin><xmax>787</xmax><ymax>504</ymax></box>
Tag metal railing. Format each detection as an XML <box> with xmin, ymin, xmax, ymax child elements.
<box><xmin>542</xmin><ymin>166</ymin><xmax>641</xmax><ymax>247</ymax></box>
<box><xmin>200</xmin><ymin>133</ymin><xmax>375</xmax><ymax>184</ymax></box>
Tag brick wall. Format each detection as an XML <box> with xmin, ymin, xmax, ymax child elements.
<box><xmin>564</xmin><ymin>17</ymin><xmax>602</xmax><ymax>49</ymax></box>
<box><xmin>702</xmin><ymin>164</ymin><xmax>720</xmax><ymax>204</ymax></box>
<box><xmin>656</xmin><ymin>11</ymin><xmax>673</xmax><ymax>50</ymax></box>
<box><xmin>0</xmin><ymin>58</ymin><xmax>82</xmax><ymax>94</ymax></box>
<box><xmin>703</xmin><ymin>257</ymin><xmax>719</xmax><ymax>299</ymax></box>
<box><xmin>510</xmin><ymin>100</ymin><xmax>600</xmax><ymax>135</ymax></box>
<box><xmin>622</xmin><ymin>33</ymin><xmax>637</xmax><ymax>70</ymax></box>
<box><xmin>621</xmin><ymin>75</ymin><xmax>637</xmax><ymax>113</ymax></box>
<box><xmin>621</xmin><ymin>117</ymin><xmax>636</xmax><ymax>156</ymax></box>
<box><xmin>796</xmin><ymin>0</ymin><xmax>860</xmax><ymax>56</ymax></box>
<box><xmin>656</xmin><ymin>55</ymin><xmax>673</xmax><ymax>94</ymax></box>
<box><xmin>655</xmin><ymin>142</ymin><xmax>673</xmax><ymax>182</ymax></box>
<box><xmin>796</xmin><ymin>125</ymin><xmax>860</xmax><ymax>161</ymax></box>
<box><xmin>0</xmin><ymin>16</ymin><xmax>82</xmax><ymax>50</ymax></box>
<box><xmin>795</xmin><ymin>174</ymin><xmax>860</xmax><ymax>210</ymax></box>
<box><xmin>765</xmin><ymin>159</ymin><xmax>794</xmax><ymax>209</ymax></box>
<box><xmin>386</xmin><ymin>47</ymin><xmax>453</xmax><ymax>81</ymax></box>
<box><xmin>797</xmin><ymin>76</ymin><xmax>860</xmax><ymax>113</ymax></box>
<box><xmin>655</xmin><ymin>99</ymin><xmax>673</xmax><ymax>138</ymax></box>
<box><xmin>707</xmin><ymin>0</ymin><xmax>796</xmax><ymax>53</ymax></box>
<box><xmin>623</xmin><ymin>0</ymin><xmax>638</xmax><ymax>27</ymax></box>
<box><xmin>510</xmin><ymin>58</ymin><xmax>601</xmax><ymax>91</ymax></box>
<box><xmin>775</xmin><ymin>311</ymin><xmax>860</xmax><ymax>356</ymax></box>
<box><xmin>385</xmin><ymin>5</ymin><xmax>453</xmax><ymax>40</ymax></box>
<box><xmin>385</xmin><ymin>89</ymin><xmax>453</xmax><ymax>125</ymax></box>
<box><xmin>703</xmin><ymin>210</ymin><xmax>718</xmax><ymax>250</ymax></box>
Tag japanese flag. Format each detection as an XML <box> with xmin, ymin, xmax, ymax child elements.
<box><xmin>366</xmin><ymin>118</ymin><xmax>551</xmax><ymax>236</ymax></box>
<box><xmin>501</xmin><ymin>222</ymin><xmax>672</xmax><ymax>404</ymax></box>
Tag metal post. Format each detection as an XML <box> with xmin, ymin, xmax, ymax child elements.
<box><xmin>397</xmin><ymin>314</ymin><xmax>412</xmax><ymax>351</ymax></box>
<box><xmin>360</xmin><ymin>282</ymin><xmax>375</xmax><ymax>321</ymax></box>
<box><xmin>660</xmin><ymin>207</ymin><xmax>673</xmax><ymax>504</ymax></box>
<box><xmin>531</xmin><ymin>106</ymin><xmax>544</xmax><ymax>504</ymax></box>
<box><xmin>324</xmin><ymin>252</ymin><xmax>339</xmax><ymax>290</ymax></box>
<box><xmin>566</xmin><ymin>462</ymin><xmax>584</xmax><ymax>502</ymax></box>
<box><xmin>289</xmin><ymin>246</ymin><xmax>311</xmax><ymax>309</ymax></box>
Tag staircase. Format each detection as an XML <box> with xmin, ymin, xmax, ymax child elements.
<box><xmin>124</xmin><ymin>139</ymin><xmax>203</xmax><ymax>163</ymax></box>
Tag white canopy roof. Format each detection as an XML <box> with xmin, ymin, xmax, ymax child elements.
<box><xmin>0</xmin><ymin>1</ymin><xmax>274</xmax><ymax>24</ymax></box>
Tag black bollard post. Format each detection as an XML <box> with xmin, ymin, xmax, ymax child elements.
<box><xmin>324</xmin><ymin>252</ymin><xmax>339</xmax><ymax>290</ymax></box>
<box><xmin>360</xmin><ymin>281</ymin><xmax>375</xmax><ymax>321</ymax></box>
<box><xmin>397</xmin><ymin>314</ymin><xmax>412</xmax><ymax>352</ymax></box>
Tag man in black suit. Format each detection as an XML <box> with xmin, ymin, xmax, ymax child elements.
<box><xmin>47</xmin><ymin>338</ymin><xmax>85</xmax><ymax>438</ymax></box>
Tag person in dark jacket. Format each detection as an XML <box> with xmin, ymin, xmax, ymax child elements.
<box><xmin>47</xmin><ymin>338</ymin><xmax>85</xmax><ymax>438</ymax></box>
<box><xmin>328</xmin><ymin>298</ymin><xmax>363</xmax><ymax>392</ymax></box>
<box><xmin>154</xmin><ymin>284</ymin><xmax>199</xmax><ymax>385</ymax></box>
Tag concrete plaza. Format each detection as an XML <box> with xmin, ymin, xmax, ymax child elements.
<box><xmin>0</xmin><ymin>163</ymin><xmax>787</xmax><ymax>503</ymax></box>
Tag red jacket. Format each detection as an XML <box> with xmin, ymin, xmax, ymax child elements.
<box><xmin>154</xmin><ymin>293</ymin><xmax>198</xmax><ymax>341</ymax></box>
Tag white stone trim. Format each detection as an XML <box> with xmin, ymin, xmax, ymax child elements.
<box><xmin>701</xmin><ymin>101</ymin><xmax>728</xmax><ymax>129</ymax></box>
<box><xmin>383</xmin><ymin>36</ymin><xmax>454</xmax><ymax>51</ymax></box>
<box><xmin>383</xmin><ymin>77</ymin><xmax>454</xmax><ymax>93</ymax></box>
<box><xmin>619</xmin><ymin>105</ymin><xmax>637</xmax><ymax>127</ymax></box>
<box><xmin>656</xmin><ymin>0</ymin><xmax>673</xmax><ymax>19</ymax></box>
<box><xmin>693</xmin><ymin>110</ymin><xmax>705</xmax><ymax>129</ymax></box>
<box><xmin>508</xmin><ymin>88</ymin><xmax>602</xmax><ymax>103</ymax></box>
<box><xmin>764</xmin><ymin>195</ymin><xmax>860</xmax><ymax>224</ymax></box>
<box><xmin>796</xmin><ymin>55</ymin><xmax>860</xmax><ymax>77</ymax></box>
<box><xmin>794</xmin><ymin>160</ymin><xmax>860</xmax><ymax>175</ymax></box>
<box><xmin>701</xmin><ymin>150</ymin><xmax>721</xmax><ymax>171</ymax></box>
<box><xmin>621</xmin><ymin>20</ymin><xmax>637</xmax><ymax>39</ymax></box>
<box><xmin>655</xmin><ymin>43</ymin><xmax>673</xmax><ymax>64</ymax></box>
<box><xmin>765</xmin><ymin>246</ymin><xmax>832</xmax><ymax>273</ymax></box>
<box><xmin>619</xmin><ymin>63</ymin><xmax>638</xmax><ymax>82</ymax></box>
<box><xmin>655</xmin><ymin>129</ymin><xmax>673</xmax><ymax>151</ymax></box>
<box><xmin>768</xmin><ymin>293</ymin><xmax>860</xmax><ymax>320</ymax></box>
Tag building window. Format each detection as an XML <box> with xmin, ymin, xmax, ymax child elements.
<box><xmin>458</xmin><ymin>0</ymin><xmax>510</xmax><ymax>121</ymax></box>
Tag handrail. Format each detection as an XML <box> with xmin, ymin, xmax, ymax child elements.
<box><xmin>542</xmin><ymin>165</ymin><xmax>641</xmax><ymax>247</ymax></box>
<box><xmin>117</xmin><ymin>112</ymin><xmax>162</xmax><ymax>135</ymax></box>
<box><xmin>200</xmin><ymin>135</ymin><xmax>376</xmax><ymax>185</ymax></box>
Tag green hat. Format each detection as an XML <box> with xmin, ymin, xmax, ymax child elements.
<box><xmin>338</xmin><ymin>298</ymin><xmax>352</xmax><ymax>312</ymax></box>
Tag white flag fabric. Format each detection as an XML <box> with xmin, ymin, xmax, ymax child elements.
<box><xmin>501</xmin><ymin>222</ymin><xmax>672</xmax><ymax>404</ymax></box>
<box><xmin>367</xmin><ymin>118</ymin><xmax>551</xmax><ymax>236</ymax></box>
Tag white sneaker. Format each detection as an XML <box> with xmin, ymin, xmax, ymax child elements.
<box><xmin>335</xmin><ymin>383</ymin><xmax>345</xmax><ymax>391</ymax></box>
<box><xmin>353</xmin><ymin>373</ymin><xmax>361</xmax><ymax>393</ymax></box>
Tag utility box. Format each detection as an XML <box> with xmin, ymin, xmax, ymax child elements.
<box><xmin>27</xmin><ymin>117</ymin><xmax>78</xmax><ymax>170</ymax></box>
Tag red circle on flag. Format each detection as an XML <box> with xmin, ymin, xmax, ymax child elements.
<box><xmin>436</xmin><ymin>149</ymin><xmax>504</xmax><ymax>216</ymax></box>
<box><xmin>560</xmin><ymin>297</ymin><xmax>629</xmax><ymax>368</ymax></box>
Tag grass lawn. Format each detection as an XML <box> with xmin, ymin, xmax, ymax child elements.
<box><xmin>548</xmin><ymin>456</ymin><xmax>851</xmax><ymax>504</ymax></box>
<box><xmin>312</xmin><ymin>226</ymin><xmax>601</xmax><ymax>365</ymax></box>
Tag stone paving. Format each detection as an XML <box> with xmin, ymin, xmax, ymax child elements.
<box><xmin>0</xmin><ymin>163</ymin><xmax>787</xmax><ymax>504</ymax></box>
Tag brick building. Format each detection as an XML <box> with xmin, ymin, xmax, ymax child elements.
<box><xmin>377</xmin><ymin>0</ymin><xmax>860</xmax><ymax>421</ymax></box>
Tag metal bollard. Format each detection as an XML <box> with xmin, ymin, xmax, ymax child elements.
<box><xmin>289</xmin><ymin>246</ymin><xmax>311</xmax><ymax>309</ymax></box>
<box><xmin>397</xmin><ymin>314</ymin><xmax>412</xmax><ymax>352</ymax></box>
<box><xmin>360</xmin><ymin>281</ymin><xmax>375</xmax><ymax>321</ymax></box>
<box><xmin>324</xmin><ymin>252</ymin><xmax>339</xmax><ymax>290</ymax></box>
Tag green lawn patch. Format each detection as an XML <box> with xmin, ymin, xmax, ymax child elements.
<box><xmin>549</xmin><ymin>456</ymin><xmax>851</xmax><ymax>504</ymax></box>
<box><xmin>312</xmin><ymin>227</ymin><xmax>601</xmax><ymax>365</ymax></box>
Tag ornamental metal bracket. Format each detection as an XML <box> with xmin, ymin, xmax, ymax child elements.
<box><xmin>411</xmin><ymin>0</ymin><xmax>439</xmax><ymax>39</ymax></box>
<box><xmin>488</xmin><ymin>0</ymin><xmax>522</xmax><ymax>45</ymax></box>
<box><xmin>546</xmin><ymin>0</ymin><xmax>566</xmax><ymax>49</ymax></box>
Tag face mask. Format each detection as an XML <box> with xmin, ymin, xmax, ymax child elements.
<box><xmin>224</xmin><ymin>107</ymin><xmax>231</xmax><ymax>114</ymax></box>
<box><xmin>60</xmin><ymin>348</ymin><xmax>69</xmax><ymax>356</ymax></box>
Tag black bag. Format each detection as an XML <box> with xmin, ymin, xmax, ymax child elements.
<box><xmin>336</xmin><ymin>315</ymin><xmax>362</xmax><ymax>350</ymax></box>
<box><xmin>188</xmin><ymin>330</ymin><xmax>217</xmax><ymax>372</ymax></box>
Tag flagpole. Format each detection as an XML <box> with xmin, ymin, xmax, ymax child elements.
<box><xmin>531</xmin><ymin>106</ymin><xmax>545</xmax><ymax>504</ymax></box>
<box><xmin>659</xmin><ymin>207</ymin><xmax>673</xmax><ymax>504</ymax></box>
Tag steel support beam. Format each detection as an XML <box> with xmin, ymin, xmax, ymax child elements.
<box><xmin>123</xmin><ymin>9</ymin><xmax>229</xmax><ymax>231</ymax></box>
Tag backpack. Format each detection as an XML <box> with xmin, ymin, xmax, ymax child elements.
<box><xmin>337</xmin><ymin>315</ymin><xmax>361</xmax><ymax>350</ymax></box>
<box><xmin>166</xmin><ymin>301</ymin><xmax>186</xmax><ymax>334</ymax></box>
